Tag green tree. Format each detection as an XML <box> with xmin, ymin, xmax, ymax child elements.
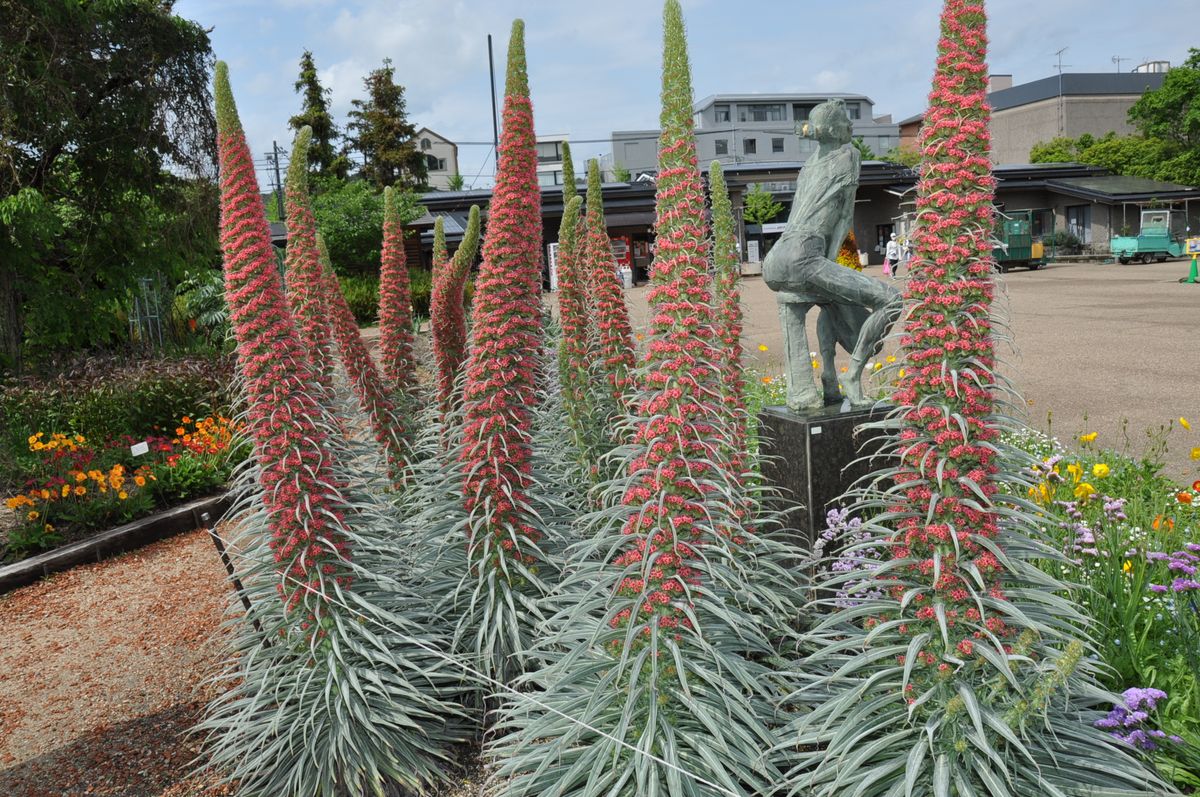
<box><xmin>742</xmin><ymin>182</ymin><xmax>785</xmax><ymax>257</ymax></box>
<box><xmin>288</xmin><ymin>50</ymin><xmax>348</xmax><ymax>180</ymax></box>
<box><xmin>611</xmin><ymin>162</ymin><xmax>632</xmax><ymax>182</ymax></box>
<box><xmin>851</xmin><ymin>136</ymin><xmax>877</xmax><ymax>159</ymax></box>
<box><xmin>0</xmin><ymin>0</ymin><xmax>217</xmax><ymax>374</ymax></box>
<box><xmin>1028</xmin><ymin>135</ymin><xmax>1087</xmax><ymax>162</ymax></box>
<box><xmin>345</xmin><ymin>59</ymin><xmax>426</xmax><ymax>189</ymax></box>
<box><xmin>447</xmin><ymin>173</ymin><xmax>465</xmax><ymax>190</ymax></box>
<box><xmin>882</xmin><ymin>145</ymin><xmax>922</xmax><ymax>168</ymax></box>
<box><xmin>1129</xmin><ymin>48</ymin><xmax>1200</xmax><ymax>149</ymax></box>
<box><xmin>310</xmin><ymin>177</ymin><xmax>422</xmax><ymax>274</ymax></box>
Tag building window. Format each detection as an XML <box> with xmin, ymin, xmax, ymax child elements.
<box><xmin>714</xmin><ymin>139</ymin><xmax>728</xmax><ymax>155</ymax></box>
<box><xmin>846</xmin><ymin>103</ymin><xmax>861</xmax><ymax>120</ymax></box>
<box><xmin>772</xmin><ymin>137</ymin><xmax>784</xmax><ymax>153</ymax></box>
<box><xmin>1066</xmin><ymin>204</ymin><xmax>1092</xmax><ymax>244</ymax></box>
<box><xmin>739</xmin><ymin>103</ymin><xmax>785</xmax><ymax>122</ymax></box>
<box><xmin>536</xmin><ymin>141</ymin><xmax>563</xmax><ymax>163</ymax></box>
<box><xmin>537</xmin><ymin>170</ymin><xmax>563</xmax><ymax>187</ymax></box>
<box><xmin>421</xmin><ymin>138</ymin><xmax>432</xmax><ymax>151</ymax></box>
<box><xmin>714</xmin><ymin>104</ymin><xmax>730</xmax><ymax>123</ymax></box>
<box><xmin>792</xmin><ymin>103</ymin><xmax>816</xmax><ymax>121</ymax></box>
<box><xmin>437</xmin><ymin>158</ymin><xmax>447</xmax><ymax>171</ymax></box>
<box><xmin>876</xmin><ymin>136</ymin><xmax>892</xmax><ymax>153</ymax></box>
<box><xmin>743</xmin><ymin>138</ymin><xmax>757</xmax><ymax>155</ymax></box>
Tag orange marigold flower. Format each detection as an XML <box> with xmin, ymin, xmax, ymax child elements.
<box><xmin>1178</xmin><ymin>492</ymin><xmax>1194</xmax><ymax>504</ymax></box>
<box><xmin>181</xmin><ymin>416</ymin><xmax>192</xmax><ymax>424</ymax></box>
<box><xmin>175</xmin><ymin>427</ymin><xmax>186</xmax><ymax>436</ymax></box>
<box><xmin>74</xmin><ymin>486</ymin><xmax>86</xmax><ymax>496</ymax></box>
<box><xmin>118</xmin><ymin>490</ymin><xmax>128</xmax><ymax>500</ymax></box>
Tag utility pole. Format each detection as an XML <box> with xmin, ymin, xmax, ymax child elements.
<box><xmin>1112</xmin><ymin>55</ymin><xmax>1129</xmax><ymax>73</ymax></box>
<box><xmin>265</xmin><ymin>141</ymin><xmax>285</xmax><ymax>221</ymax></box>
<box><xmin>487</xmin><ymin>34</ymin><xmax>500</xmax><ymax>170</ymax></box>
<box><xmin>1053</xmin><ymin>48</ymin><xmax>1072</xmax><ymax>136</ymax></box>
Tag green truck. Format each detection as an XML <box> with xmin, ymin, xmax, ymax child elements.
<box><xmin>993</xmin><ymin>210</ymin><xmax>1046</xmax><ymax>272</ymax></box>
<box><xmin>1110</xmin><ymin>209</ymin><xmax>1184</xmax><ymax>264</ymax></box>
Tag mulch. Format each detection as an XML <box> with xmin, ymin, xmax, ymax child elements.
<box><xmin>0</xmin><ymin>529</ymin><xmax>234</xmax><ymax>797</ymax></box>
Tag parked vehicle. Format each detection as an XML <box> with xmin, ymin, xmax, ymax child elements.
<box><xmin>993</xmin><ymin>209</ymin><xmax>1046</xmax><ymax>271</ymax></box>
<box><xmin>1110</xmin><ymin>209</ymin><xmax>1184</xmax><ymax>264</ymax></box>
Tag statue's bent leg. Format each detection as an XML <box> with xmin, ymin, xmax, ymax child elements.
<box><xmin>798</xmin><ymin>261</ymin><xmax>902</xmax><ymax>407</ymax></box>
<box><xmin>778</xmin><ymin>301</ymin><xmax>821</xmax><ymax>412</ymax></box>
<box><xmin>816</xmin><ymin>309</ymin><xmax>840</xmax><ymax>405</ymax></box>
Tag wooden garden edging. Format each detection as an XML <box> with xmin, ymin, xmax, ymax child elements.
<box><xmin>0</xmin><ymin>492</ymin><xmax>232</xmax><ymax>594</ymax></box>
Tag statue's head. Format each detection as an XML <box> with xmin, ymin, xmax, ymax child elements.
<box><xmin>799</xmin><ymin>99</ymin><xmax>853</xmax><ymax>146</ymax></box>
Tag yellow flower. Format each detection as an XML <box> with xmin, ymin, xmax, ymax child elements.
<box><xmin>39</xmin><ymin>489</ymin><xmax>50</xmax><ymax>500</ymax></box>
<box><xmin>118</xmin><ymin>490</ymin><xmax>128</xmax><ymax>500</ymax></box>
<box><xmin>885</xmin><ymin>355</ymin><xmax>897</xmax><ymax>363</ymax></box>
<box><xmin>1181</xmin><ymin>417</ymin><xmax>1192</xmax><ymax>431</ymax></box>
<box><xmin>27</xmin><ymin>434</ymin><xmax>37</xmax><ymax>446</ymax></box>
<box><xmin>1066</xmin><ymin>462</ymin><xmax>1083</xmax><ymax>484</ymax></box>
<box><xmin>74</xmin><ymin>486</ymin><xmax>86</xmax><ymax>497</ymax></box>
<box><xmin>1122</xmin><ymin>560</ymin><xmax>1132</xmax><ymax>574</ymax></box>
<box><xmin>27</xmin><ymin>510</ymin><xmax>39</xmax><ymax>521</ymax></box>
<box><xmin>61</xmin><ymin>484</ymin><xmax>70</xmax><ymax>498</ymax></box>
<box><xmin>898</xmin><ymin>369</ymin><xmax>906</xmax><ymax>378</ymax></box>
<box><xmin>758</xmin><ymin>344</ymin><xmax>769</xmax><ymax>352</ymax></box>
<box><xmin>1079</xmin><ymin>432</ymin><xmax>1098</xmax><ymax>444</ymax></box>
<box><xmin>1092</xmin><ymin>463</ymin><xmax>1110</xmax><ymax>478</ymax></box>
<box><xmin>74</xmin><ymin>433</ymin><xmax>85</xmax><ymax>443</ymax></box>
<box><xmin>1191</xmin><ymin>447</ymin><xmax>1200</xmax><ymax>460</ymax></box>
<box><xmin>811</xmin><ymin>360</ymin><xmax>820</xmax><ymax>369</ymax></box>
<box><xmin>873</xmin><ymin>362</ymin><xmax>883</xmax><ymax>371</ymax></box>
<box><xmin>74</xmin><ymin>471</ymin><xmax>87</xmax><ymax>483</ymax></box>
<box><xmin>1074</xmin><ymin>482</ymin><xmax>1096</xmax><ymax>500</ymax></box>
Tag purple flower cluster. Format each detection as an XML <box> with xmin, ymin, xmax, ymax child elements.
<box><xmin>1147</xmin><ymin>546</ymin><xmax>1200</xmax><ymax>593</ymax></box>
<box><xmin>1055</xmin><ymin>496</ymin><xmax>1126</xmax><ymax>561</ymax></box>
<box><xmin>1094</xmin><ymin>687</ymin><xmax>1183</xmax><ymax>751</ymax></box>
<box><xmin>814</xmin><ymin>507</ymin><xmax>885</xmax><ymax>608</ymax></box>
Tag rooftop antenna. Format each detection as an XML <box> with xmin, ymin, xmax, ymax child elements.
<box><xmin>1111</xmin><ymin>55</ymin><xmax>1129</xmax><ymax>73</ymax></box>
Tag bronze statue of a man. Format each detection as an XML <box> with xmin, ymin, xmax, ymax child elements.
<box><xmin>761</xmin><ymin>98</ymin><xmax>901</xmax><ymax>411</ymax></box>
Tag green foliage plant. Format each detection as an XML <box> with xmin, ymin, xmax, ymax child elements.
<box><xmin>487</xmin><ymin>5</ymin><xmax>805</xmax><ymax>794</ymax></box>
<box><xmin>779</xmin><ymin>4</ymin><xmax>1178</xmax><ymax>796</ymax></box>
<box><xmin>198</xmin><ymin>61</ymin><xmax>470</xmax><ymax>796</ymax></box>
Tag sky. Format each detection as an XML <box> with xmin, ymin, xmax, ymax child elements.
<box><xmin>176</xmin><ymin>0</ymin><xmax>1198</xmax><ymax>190</ymax></box>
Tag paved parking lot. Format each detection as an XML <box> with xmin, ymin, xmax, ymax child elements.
<box><xmin>620</xmin><ymin>258</ymin><xmax>1200</xmax><ymax>483</ymax></box>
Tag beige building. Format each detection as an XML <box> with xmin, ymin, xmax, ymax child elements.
<box><xmin>413</xmin><ymin>127</ymin><xmax>459</xmax><ymax>190</ymax></box>
<box><xmin>899</xmin><ymin>71</ymin><xmax>1166</xmax><ymax>164</ymax></box>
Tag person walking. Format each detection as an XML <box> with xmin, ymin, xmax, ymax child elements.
<box><xmin>884</xmin><ymin>233</ymin><xmax>901</xmax><ymax>277</ymax></box>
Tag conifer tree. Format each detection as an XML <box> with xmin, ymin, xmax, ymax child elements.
<box><xmin>288</xmin><ymin>50</ymin><xmax>347</xmax><ymax>179</ymax></box>
<box><xmin>780</xmin><ymin>4</ymin><xmax>1176</xmax><ymax>795</ymax></box>
<box><xmin>346</xmin><ymin>58</ymin><xmax>426</xmax><ymax>189</ymax></box>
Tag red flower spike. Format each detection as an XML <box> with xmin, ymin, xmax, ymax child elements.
<box><xmin>459</xmin><ymin>20</ymin><xmax>544</xmax><ymax>569</ymax></box>
<box><xmin>378</xmin><ymin>185</ymin><xmax>416</xmax><ymax>400</ymax></box>
<box><xmin>316</xmin><ymin>234</ymin><xmax>408</xmax><ymax>482</ymax></box>
<box><xmin>430</xmin><ymin>204</ymin><xmax>481</xmax><ymax>419</ymax></box>
<box><xmin>584</xmin><ymin>158</ymin><xmax>636</xmax><ymax>409</ymax></box>
<box><xmin>214</xmin><ymin>62</ymin><xmax>350</xmax><ymax>612</ymax></box>
<box><xmin>282</xmin><ymin>126</ymin><xmax>334</xmax><ymax>395</ymax></box>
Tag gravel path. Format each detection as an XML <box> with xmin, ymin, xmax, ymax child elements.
<box><xmin>0</xmin><ymin>529</ymin><xmax>234</xmax><ymax>797</ymax></box>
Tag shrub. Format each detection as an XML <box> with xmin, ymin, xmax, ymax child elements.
<box><xmin>0</xmin><ymin>353</ymin><xmax>234</xmax><ymax>492</ymax></box>
<box><xmin>336</xmin><ymin>268</ymin><xmax>440</xmax><ymax>326</ymax></box>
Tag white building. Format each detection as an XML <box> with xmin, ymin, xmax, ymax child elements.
<box><xmin>413</xmin><ymin>127</ymin><xmax>459</xmax><ymax>190</ymax></box>
<box><xmin>606</xmin><ymin>92</ymin><xmax>899</xmax><ymax>179</ymax></box>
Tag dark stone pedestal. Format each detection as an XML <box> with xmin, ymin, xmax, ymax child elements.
<box><xmin>758</xmin><ymin>404</ymin><xmax>891</xmax><ymax>550</ymax></box>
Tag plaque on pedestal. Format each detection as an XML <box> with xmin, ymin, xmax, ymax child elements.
<box><xmin>757</xmin><ymin>404</ymin><xmax>891</xmax><ymax>550</ymax></box>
